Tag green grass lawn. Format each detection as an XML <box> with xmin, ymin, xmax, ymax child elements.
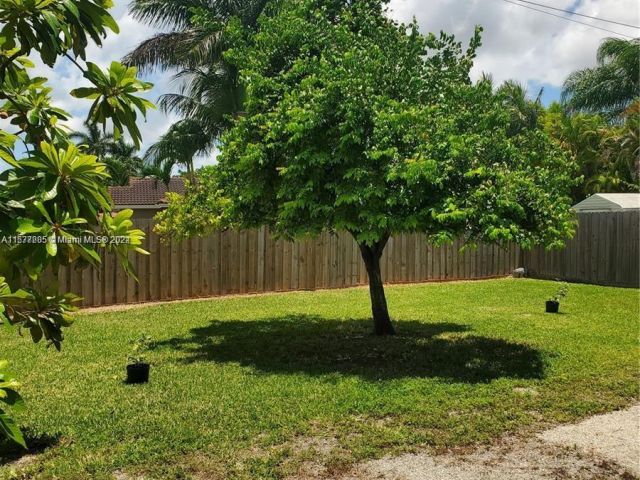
<box><xmin>1</xmin><ymin>278</ymin><xmax>638</xmax><ymax>479</ymax></box>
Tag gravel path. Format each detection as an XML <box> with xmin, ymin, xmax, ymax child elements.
<box><xmin>347</xmin><ymin>406</ymin><xmax>639</xmax><ymax>480</ymax></box>
<box><xmin>539</xmin><ymin>405</ymin><xmax>640</xmax><ymax>477</ymax></box>
<box><xmin>291</xmin><ymin>405</ymin><xmax>639</xmax><ymax>480</ymax></box>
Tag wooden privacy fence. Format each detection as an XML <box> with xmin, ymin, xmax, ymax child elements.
<box><xmin>523</xmin><ymin>211</ymin><xmax>640</xmax><ymax>288</ymax></box>
<box><xmin>54</xmin><ymin>211</ymin><xmax>639</xmax><ymax>307</ymax></box>
<box><xmin>58</xmin><ymin>219</ymin><xmax>521</xmax><ymax>307</ymax></box>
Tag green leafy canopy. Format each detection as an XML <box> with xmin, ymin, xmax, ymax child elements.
<box><xmin>159</xmin><ymin>0</ymin><xmax>577</xmax><ymax>252</ymax></box>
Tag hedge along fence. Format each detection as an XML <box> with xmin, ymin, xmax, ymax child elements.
<box><xmin>523</xmin><ymin>211</ymin><xmax>640</xmax><ymax>288</ymax></box>
<box><xmin>56</xmin><ymin>219</ymin><xmax>522</xmax><ymax>307</ymax></box>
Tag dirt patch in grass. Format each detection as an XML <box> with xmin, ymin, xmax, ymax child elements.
<box><xmin>0</xmin><ymin>431</ymin><xmax>61</xmax><ymax>472</ymax></box>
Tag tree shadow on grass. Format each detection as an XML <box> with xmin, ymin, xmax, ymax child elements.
<box><xmin>0</xmin><ymin>430</ymin><xmax>59</xmax><ymax>465</ymax></box>
<box><xmin>155</xmin><ymin>316</ymin><xmax>545</xmax><ymax>383</ymax></box>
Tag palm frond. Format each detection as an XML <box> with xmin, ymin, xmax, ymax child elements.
<box><xmin>126</xmin><ymin>0</ymin><xmax>268</xmax><ymax>162</ymax></box>
<box><xmin>144</xmin><ymin>119</ymin><xmax>214</xmax><ymax>175</ymax></box>
<box><xmin>562</xmin><ymin>37</ymin><xmax>640</xmax><ymax>120</ymax></box>
<box><xmin>123</xmin><ymin>31</ymin><xmax>199</xmax><ymax>70</ymax></box>
<box><xmin>140</xmin><ymin>159</ymin><xmax>175</xmax><ymax>185</ymax></box>
<box><xmin>128</xmin><ymin>0</ymin><xmax>207</xmax><ymax>29</ymax></box>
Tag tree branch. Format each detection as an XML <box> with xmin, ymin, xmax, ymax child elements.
<box><xmin>64</xmin><ymin>53</ymin><xmax>86</xmax><ymax>75</ymax></box>
<box><xmin>0</xmin><ymin>50</ymin><xmax>23</xmax><ymax>80</ymax></box>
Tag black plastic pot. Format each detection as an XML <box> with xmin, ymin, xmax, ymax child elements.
<box><xmin>545</xmin><ymin>300</ymin><xmax>559</xmax><ymax>313</ymax></box>
<box><xmin>126</xmin><ymin>363</ymin><xmax>150</xmax><ymax>384</ymax></box>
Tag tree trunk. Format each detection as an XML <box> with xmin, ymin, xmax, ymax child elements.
<box><xmin>358</xmin><ymin>234</ymin><xmax>395</xmax><ymax>336</ymax></box>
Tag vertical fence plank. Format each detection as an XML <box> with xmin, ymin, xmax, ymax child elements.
<box><xmin>81</xmin><ymin>267</ymin><xmax>93</xmax><ymax>307</ymax></box>
<box><xmin>159</xmin><ymin>236</ymin><xmax>170</xmax><ymax>300</ymax></box>
<box><xmin>92</xmin><ymin>251</ymin><xmax>103</xmax><ymax>306</ymax></box>
<box><xmin>257</xmin><ymin>227</ymin><xmax>265</xmax><ymax>292</ymax></box>
<box><xmin>291</xmin><ymin>239</ymin><xmax>299</xmax><ymax>291</ymax></box>
<box><xmin>212</xmin><ymin>230</ymin><xmax>221</xmax><ymax>295</ymax></box>
<box><xmin>606</xmin><ymin>213</ymin><xmax>616</xmax><ymax>285</ymax></box>
<box><xmin>328</xmin><ymin>234</ymin><xmax>337</xmax><ymax>288</ymax></box>
<box><xmin>314</xmin><ymin>234</ymin><xmax>324</xmax><ymax>289</ymax></box>
<box><xmin>621</xmin><ymin>212</ymin><xmax>632</xmax><ymax>285</ymax></box>
<box><xmin>115</xmin><ymin>259</ymin><xmax>127</xmax><ymax>304</ymax></box>
<box><xmin>193</xmin><ymin>236</ymin><xmax>202</xmax><ymax>297</ymax></box>
<box><xmin>201</xmin><ymin>235</ymin><xmax>210</xmax><ymax>296</ymax></box>
<box><xmin>102</xmin><ymin>254</ymin><xmax>113</xmax><ymax>305</ymax></box>
<box><xmin>596</xmin><ymin>213</ymin><xmax>607</xmax><ymax>285</ymax></box>
<box><xmin>631</xmin><ymin>212</ymin><xmax>640</xmax><ymax>287</ymax></box>
<box><xmin>385</xmin><ymin>236</ymin><xmax>394</xmax><ymax>283</ymax></box>
<box><xmin>283</xmin><ymin>239</ymin><xmax>292</xmax><ymax>291</ymax></box>
<box><xmin>137</xmin><ymin>220</ymin><xmax>149</xmax><ymax>302</ymax></box>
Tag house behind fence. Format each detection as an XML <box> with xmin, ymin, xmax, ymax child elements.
<box><xmin>108</xmin><ymin>177</ymin><xmax>185</xmax><ymax>220</ymax></box>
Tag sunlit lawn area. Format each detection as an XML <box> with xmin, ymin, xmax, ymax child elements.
<box><xmin>0</xmin><ymin>278</ymin><xmax>638</xmax><ymax>479</ymax></box>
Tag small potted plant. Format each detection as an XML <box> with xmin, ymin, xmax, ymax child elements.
<box><xmin>126</xmin><ymin>334</ymin><xmax>152</xmax><ymax>384</ymax></box>
<box><xmin>546</xmin><ymin>282</ymin><xmax>569</xmax><ymax>313</ymax></box>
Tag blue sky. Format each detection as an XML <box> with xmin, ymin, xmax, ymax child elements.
<box><xmin>4</xmin><ymin>0</ymin><xmax>639</xmax><ymax>168</ymax></box>
<box><xmin>529</xmin><ymin>83</ymin><xmax>563</xmax><ymax>106</ymax></box>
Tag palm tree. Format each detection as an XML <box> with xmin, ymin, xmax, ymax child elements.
<box><xmin>543</xmin><ymin>103</ymin><xmax>607</xmax><ymax>200</ymax></box>
<box><xmin>125</xmin><ymin>0</ymin><xmax>268</xmax><ymax>164</ymax></box>
<box><xmin>139</xmin><ymin>158</ymin><xmax>175</xmax><ymax>185</ymax></box>
<box><xmin>157</xmin><ymin>64</ymin><xmax>243</xmax><ymax>141</ymax></box>
<box><xmin>106</xmin><ymin>139</ymin><xmax>144</xmax><ymax>186</ymax></box>
<box><xmin>599</xmin><ymin>101</ymin><xmax>640</xmax><ymax>191</ymax></box>
<box><xmin>69</xmin><ymin>121</ymin><xmax>115</xmax><ymax>160</ymax></box>
<box><xmin>70</xmin><ymin>122</ymin><xmax>143</xmax><ymax>186</ymax></box>
<box><xmin>562</xmin><ymin>37</ymin><xmax>640</xmax><ymax>120</ymax></box>
<box><xmin>496</xmin><ymin>80</ymin><xmax>544</xmax><ymax>136</ymax></box>
<box><xmin>143</xmin><ymin>119</ymin><xmax>211</xmax><ymax>179</ymax></box>
<box><xmin>543</xmin><ymin>101</ymin><xmax>639</xmax><ymax>201</ymax></box>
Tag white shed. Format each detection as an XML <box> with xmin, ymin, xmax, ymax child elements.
<box><xmin>572</xmin><ymin>193</ymin><xmax>640</xmax><ymax>212</ymax></box>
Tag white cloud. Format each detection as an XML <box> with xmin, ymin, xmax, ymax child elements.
<box><xmin>10</xmin><ymin>0</ymin><xmax>639</xmax><ymax>164</ymax></box>
<box><xmin>388</xmin><ymin>0</ymin><xmax>640</xmax><ymax>86</ymax></box>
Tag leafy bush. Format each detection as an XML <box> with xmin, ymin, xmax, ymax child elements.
<box><xmin>0</xmin><ymin>360</ymin><xmax>25</xmax><ymax>448</ymax></box>
<box><xmin>0</xmin><ymin>0</ymin><xmax>153</xmax><ymax>446</ymax></box>
<box><xmin>549</xmin><ymin>282</ymin><xmax>569</xmax><ymax>303</ymax></box>
<box><xmin>127</xmin><ymin>334</ymin><xmax>152</xmax><ymax>365</ymax></box>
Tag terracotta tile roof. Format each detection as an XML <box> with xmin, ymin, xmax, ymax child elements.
<box><xmin>109</xmin><ymin>177</ymin><xmax>186</xmax><ymax>206</ymax></box>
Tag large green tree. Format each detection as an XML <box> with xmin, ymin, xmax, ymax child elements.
<box><xmin>562</xmin><ymin>37</ymin><xmax>640</xmax><ymax>120</ymax></box>
<box><xmin>158</xmin><ymin>0</ymin><xmax>576</xmax><ymax>335</ymax></box>
<box><xmin>0</xmin><ymin>0</ymin><xmax>152</xmax><ymax>447</ymax></box>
